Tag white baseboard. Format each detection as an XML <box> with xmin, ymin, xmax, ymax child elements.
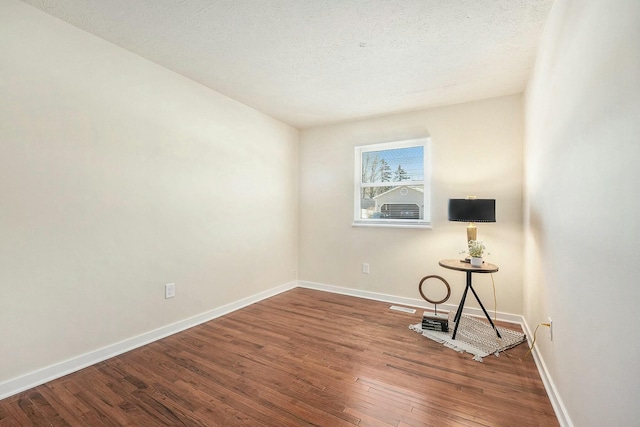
<box><xmin>298</xmin><ymin>280</ymin><xmax>523</xmax><ymax>324</ymax></box>
<box><xmin>0</xmin><ymin>281</ymin><xmax>297</xmax><ymax>400</ymax></box>
<box><xmin>521</xmin><ymin>319</ymin><xmax>573</xmax><ymax>427</ymax></box>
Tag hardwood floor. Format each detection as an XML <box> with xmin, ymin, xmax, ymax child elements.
<box><xmin>0</xmin><ymin>288</ymin><xmax>558</xmax><ymax>426</ymax></box>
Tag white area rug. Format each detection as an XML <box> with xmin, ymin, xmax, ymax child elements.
<box><xmin>409</xmin><ymin>311</ymin><xmax>527</xmax><ymax>362</ymax></box>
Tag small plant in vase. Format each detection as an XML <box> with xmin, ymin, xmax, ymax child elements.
<box><xmin>468</xmin><ymin>240</ymin><xmax>486</xmax><ymax>267</ymax></box>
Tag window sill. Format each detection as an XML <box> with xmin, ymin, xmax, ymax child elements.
<box><xmin>352</xmin><ymin>220</ymin><xmax>432</xmax><ymax>229</ymax></box>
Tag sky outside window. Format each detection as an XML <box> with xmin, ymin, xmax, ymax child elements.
<box><xmin>361</xmin><ymin>146</ymin><xmax>424</xmax><ymax>183</ymax></box>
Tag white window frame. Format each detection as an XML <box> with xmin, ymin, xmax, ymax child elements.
<box><xmin>353</xmin><ymin>137</ymin><xmax>431</xmax><ymax>229</ymax></box>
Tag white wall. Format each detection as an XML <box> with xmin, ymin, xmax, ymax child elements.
<box><xmin>524</xmin><ymin>0</ymin><xmax>640</xmax><ymax>425</ymax></box>
<box><xmin>299</xmin><ymin>95</ymin><xmax>524</xmax><ymax>315</ymax></box>
<box><xmin>0</xmin><ymin>1</ymin><xmax>298</xmax><ymax>384</ymax></box>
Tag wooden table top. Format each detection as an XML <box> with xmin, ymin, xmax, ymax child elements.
<box><xmin>438</xmin><ymin>259</ymin><xmax>499</xmax><ymax>273</ymax></box>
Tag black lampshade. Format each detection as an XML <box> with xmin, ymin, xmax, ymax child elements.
<box><xmin>448</xmin><ymin>199</ymin><xmax>496</xmax><ymax>223</ymax></box>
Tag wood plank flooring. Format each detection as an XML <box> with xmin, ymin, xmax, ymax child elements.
<box><xmin>0</xmin><ymin>288</ymin><xmax>559</xmax><ymax>426</ymax></box>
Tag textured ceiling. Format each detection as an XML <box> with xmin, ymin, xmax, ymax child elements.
<box><xmin>20</xmin><ymin>0</ymin><xmax>554</xmax><ymax>128</ymax></box>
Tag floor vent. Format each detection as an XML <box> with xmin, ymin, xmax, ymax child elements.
<box><xmin>389</xmin><ymin>305</ymin><xmax>416</xmax><ymax>314</ymax></box>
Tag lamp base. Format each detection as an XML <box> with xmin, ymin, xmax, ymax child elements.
<box><xmin>466</xmin><ymin>223</ymin><xmax>477</xmax><ymax>244</ymax></box>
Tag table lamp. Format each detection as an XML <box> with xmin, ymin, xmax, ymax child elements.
<box><xmin>448</xmin><ymin>197</ymin><xmax>496</xmax><ymax>248</ymax></box>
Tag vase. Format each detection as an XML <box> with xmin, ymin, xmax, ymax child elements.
<box><xmin>470</xmin><ymin>256</ymin><xmax>483</xmax><ymax>267</ymax></box>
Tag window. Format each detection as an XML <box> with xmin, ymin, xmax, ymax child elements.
<box><xmin>353</xmin><ymin>138</ymin><xmax>430</xmax><ymax>228</ymax></box>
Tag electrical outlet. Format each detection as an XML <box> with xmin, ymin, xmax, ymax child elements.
<box><xmin>548</xmin><ymin>317</ymin><xmax>553</xmax><ymax>341</ymax></box>
<box><xmin>362</xmin><ymin>263</ymin><xmax>370</xmax><ymax>274</ymax></box>
<box><xmin>165</xmin><ymin>283</ymin><xmax>175</xmax><ymax>299</ymax></box>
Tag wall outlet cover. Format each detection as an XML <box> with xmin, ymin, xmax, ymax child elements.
<box><xmin>165</xmin><ymin>283</ymin><xmax>175</xmax><ymax>299</ymax></box>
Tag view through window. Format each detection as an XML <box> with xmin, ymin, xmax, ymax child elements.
<box><xmin>354</xmin><ymin>138</ymin><xmax>430</xmax><ymax>227</ymax></box>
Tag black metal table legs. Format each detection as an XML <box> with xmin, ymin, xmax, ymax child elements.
<box><xmin>452</xmin><ymin>272</ymin><xmax>502</xmax><ymax>340</ymax></box>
